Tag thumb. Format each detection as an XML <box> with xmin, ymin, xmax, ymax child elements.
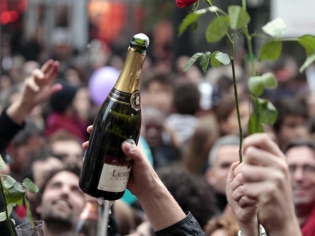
<box><xmin>48</xmin><ymin>83</ymin><xmax>63</xmax><ymax>97</ymax></box>
<box><xmin>227</xmin><ymin>161</ymin><xmax>240</xmax><ymax>185</ymax></box>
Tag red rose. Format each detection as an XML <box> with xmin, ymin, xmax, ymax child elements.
<box><xmin>176</xmin><ymin>0</ymin><xmax>197</xmax><ymax>8</ymax></box>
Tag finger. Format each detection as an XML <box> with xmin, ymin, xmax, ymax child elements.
<box><xmin>242</xmin><ymin>164</ymin><xmax>286</xmax><ymax>183</ymax></box>
<box><xmin>238</xmin><ymin>196</ymin><xmax>258</xmax><ymax>208</ymax></box>
<box><xmin>227</xmin><ymin>162</ymin><xmax>240</xmax><ymax>184</ymax></box>
<box><xmin>230</xmin><ymin>173</ymin><xmax>244</xmax><ymax>191</ymax></box>
<box><xmin>41</xmin><ymin>59</ymin><xmax>53</xmax><ymax>74</ymax></box>
<box><xmin>242</xmin><ymin>133</ymin><xmax>284</xmax><ymax>160</ymax></box>
<box><xmin>243</xmin><ymin>182</ymin><xmax>277</xmax><ymax>202</ymax></box>
<box><xmin>45</xmin><ymin>61</ymin><xmax>58</xmax><ymax>82</ymax></box>
<box><xmin>87</xmin><ymin>125</ymin><xmax>93</xmax><ymax>133</ymax></box>
<box><xmin>244</xmin><ymin>146</ymin><xmax>288</xmax><ymax>171</ymax></box>
<box><xmin>48</xmin><ymin>83</ymin><xmax>63</xmax><ymax>97</ymax></box>
<box><xmin>234</xmin><ymin>162</ymin><xmax>244</xmax><ymax>176</ymax></box>
<box><xmin>82</xmin><ymin>141</ymin><xmax>89</xmax><ymax>150</ymax></box>
<box><xmin>231</xmin><ymin>185</ymin><xmax>245</xmax><ymax>202</ymax></box>
<box><xmin>25</xmin><ymin>77</ymin><xmax>40</xmax><ymax>92</ymax></box>
<box><xmin>122</xmin><ymin>142</ymin><xmax>148</xmax><ymax>165</ymax></box>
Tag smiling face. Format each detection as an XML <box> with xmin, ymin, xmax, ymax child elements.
<box><xmin>286</xmin><ymin>146</ymin><xmax>315</xmax><ymax>207</ymax></box>
<box><xmin>37</xmin><ymin>171</ymin><xmax>85</xmax><ymax>232</ymax></box>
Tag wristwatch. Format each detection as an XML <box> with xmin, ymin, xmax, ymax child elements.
<box><xmin>238</xmin><ymin>225</ymin><xmax>267</xmax><ymax>236</ymax></box>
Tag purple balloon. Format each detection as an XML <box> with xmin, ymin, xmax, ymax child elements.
<box><xmin>89</xmin><ymin>66</ymin><xmax>120</xmax><ymax>106</ymax></box>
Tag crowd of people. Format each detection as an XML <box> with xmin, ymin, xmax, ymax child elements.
<box><xmin>1</xmin><ymin>24</ymin><xmax>315</xmax><ymax>236</ymax></box>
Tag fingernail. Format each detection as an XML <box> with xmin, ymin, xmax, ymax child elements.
<box><xmin>122</xmin><ymin>139</ymin><xmax>135</xmax><ymax>153</ymax></box>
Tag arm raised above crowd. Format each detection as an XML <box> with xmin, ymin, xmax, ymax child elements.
<box><xmin>6</xmin><ymin>59</ymin><xmax>61</xmax><ymax>125</ymax></box>
<box><xmin>226</xmin><ymin>134</ymin><xmax>301</xmax><ymax>236</ymax></box>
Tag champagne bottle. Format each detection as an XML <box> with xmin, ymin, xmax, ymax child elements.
<box><xmin>79</xmin><ymin>33</ymin><xmax>149</xmax><ymax>200</ymax></box>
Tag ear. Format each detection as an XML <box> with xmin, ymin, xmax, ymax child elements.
<box><xmin>36</xmin><ymin>205</ymin><xmax>41</xmax><ymax>215</ymax></box>
<box><xmin>205</xmin><ymin>167</ymin><xmax>216</xmax><ymax>186</ymax></box>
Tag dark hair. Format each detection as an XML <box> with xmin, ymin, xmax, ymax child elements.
<box><xmin>31</xmin><ymin>165</ymin><xmax>82</xmax><ymax>220</ymax></box>
<box><xmin>173</xmin><ymin>81</ymin><xmax>200</xmax><ymax>115</ymax></box>
<box><xmin>214</xmin><ymin>94</ymin><xmax>247</xmax><ymax>123</ymax></box>
<box><xmin>142</xmin><ymin>72</ymin><xmax>175</xmax><ymax>91</ymax></box>
<box><xmin>273</xmin><ymin>97</ymin><xmax>308</xmax><ymax>133</ymax></box>
<box><xmin>12</xmin><ymin>120</ymin><xmax>43</xmax><ymax>147</ymax></box>
<box><xmin>282</xmin><ymin>138</ymin><xmax>315</xmax><ymax>154</ymax></box>
<box><xmin>157</xmin><ymin>167</ymin><xmax>216</xmax><ymax>228</ymax></box>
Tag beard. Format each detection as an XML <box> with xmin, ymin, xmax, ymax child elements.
<box><xmin>41</xmin><ymin>207</ymin><xmax>74</xmax><ymax>233</ymax></box>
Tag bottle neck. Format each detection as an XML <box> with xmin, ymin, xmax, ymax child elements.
<box><xmin>114</xmin><ymin>47</ymin><xmax>146</xmax><ymax>94</ymax></box>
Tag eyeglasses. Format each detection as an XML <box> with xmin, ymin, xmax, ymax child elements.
<box><xmin>288</xmin><ymin>165</ymin><xmax>315</xmax><ymax>177</ymax></box>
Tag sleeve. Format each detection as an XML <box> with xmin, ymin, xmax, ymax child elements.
<box><xmin>0</xmin><ymin>107</ymin><xmax>25</xmax><ymax>155</ymax></box>
<box><xmin>155</xmin><ymin>212</ymin><xmax>207</xmax><ymax>236</ymax></box>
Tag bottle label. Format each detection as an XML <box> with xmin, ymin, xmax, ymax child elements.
<box><xmin>108</xmin><ymin>89</ymin><xmax>131</xmax><ymax>106</ymax></box>
<box><xmin>97</xmin><ymin>156</ymin><xmax>132</xmax><ymax>192</ymax></box>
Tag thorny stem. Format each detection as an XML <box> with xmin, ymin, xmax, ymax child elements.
<box><xmin>206</xmin><ymin>0</ymin><xmax>242</xmax><ymax>161</ymax></box>
<box><xmin>0</xmin><ymin>178</ymin><xmax>15</xmax><ymax>236</ymax></box>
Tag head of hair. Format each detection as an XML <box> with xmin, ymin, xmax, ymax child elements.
<box><xmin>204</xmin><ymin>214</ymin><xmax>239</xmax><ymax>236</ymax></box>
<box><xmin>282</xmin><ymin>138</ymin><xmax>315</xmax><ymax>154</ymax></box>
<box><xmin>183</xmin><ymin>114</ymin><xmax>220</xmax><ymax>174</ymax></box>
<box><xmin>142</xmin><ymin>72</ymin><xmax>175</xmax><ymax>91</ymax></box>
<box><xmin>157</xmin><ymin>167</ymin><xmax>216</xmax><ymax>228</ymax></box>
<box><xmin>31</xmin><ymin>165</ymin><xmax>82</xmax><ymax>220</ymax></box>
<box><xmin>173</xmin><ymin>80</ymin><xmax>200</xmax><ymax>115</ymax></box>
<box><xmin>208</xmin><ymin>135</ymin><xmax>240</xmax><ymax>167</ymax></box>
<box><xmin>214</xmin><ymin>94</ymin><xmax>247</xmax><ymax>124</ymax></box>
<box><xmin>273</xmin><ymin>97</ymin><xmax>308</xmax><ymax>133</ymax></box>
<box><xmin>12</xmin><ymin>120</ymin><xmax>43</xmax><ymax>147</ymax></box>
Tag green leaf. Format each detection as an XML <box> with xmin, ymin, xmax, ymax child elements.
<box><xmin>211</xmin><ymin>51</ymin><xmax>221</xmax><ymax>68</ymax></box>
<box><xmin>257</xmin><ymin>98</ymin><xmax>278</xmax><ymax>125</ymax></box>
<box><xmin>191</xmin><ymin>0</ymin><xmax>199</xmax><ymax>12</ymax></box>
<box><xmin>200</xmin><ymin>52</ymin><xmax>211</xmax><ymax>73</ymax></box>
<box><xmin>22</xmin><ymin>178</ymin><xmax>39</xmax><ymax>194</ymax></box>
<box><xmin>25</xmin><ymin>198</ymin><xmax>35</xmax><ymax>227</ymax></box>
<box><xmin>5</xmin><ymin>183</ymin><xmax>25</xmax><ymax>204</ymax></box>
<box><xmin>228</xmin><ymin>5</ymin><xmax>250</xmax><ymax>30</ymax></box>
<box><xmin>262</xmin><ymin>18</ymin><xmax>287</xmax><ymax>38</ymax></box>
<box><xmin>259</xmin><ymin>41</ymin><xmax>282</xmax><ymax>61</ymax></box>
<box><xmin>248</xmin><ymin>113</ymin><xmax>264</xmax><ymax>135</ymax></box>
<box><xmin>16</xmin><ymin>198</ymin><xmax>24</xmax><ymax>206</ymax></box>
<box><xmin>248</xmin><ymin>76</ymin><xmax>264</xmax><ymax>96</ymax></box>
<box><xmin>183</xmin><ymin>53</ymin><xmax>203</xmax><ymax>72</ymax></box>
<box><xmin>0</xmin><ymin>204</ymin><xmax>14</xmax><ymax>222</ymax></box>
<box><xmin>192</xmin><ymin>21</ymin><xmax>198</xmax><ymax>32</ymax></box>
<box><xmin>179</xmin><ymin>7</ymin><xmax>209</xmax><ymax>36</ymax></box>
<box><xmin>2</xmin><ymin>176</ymin><xmax>16</xmax><ymax>189</ymax></box>
<box><xmin>11</xmin><ymin>218</ymin><xmax>15</xmax><ymax>225</ymax></box>
<box><xmin>205</xmin><ymin>16</ymin><xmax>230</xmax><ymax>43</ymax></box>
<box><xmin>261</xmin><ymin>73</ymin><xmax>277</xmax><ymax>89</ymax></box>
<box><xmin>298</xmin><ymin>35</ymin><xmax>315</xmax><ymax>72</ymax></box>
<box><xmin>244</xmin><ymin>53</ymin><xmax>256</xmax><ymax>65</ymax></box>
<box><xmin>215</xmin><ymin>52</ymin><xmax>230</xmax><ymax>65</ymax></box>
<box><xmin>0</xmin><ymin>155</ymin><xmax>5</xmax><ymax>171</ymax></box>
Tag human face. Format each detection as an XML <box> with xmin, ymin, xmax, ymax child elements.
<box><xmin>37</xmin><ymin>171</ymin><xmax>85</xmax><ymax>231</ymax></box>
<box><xmin>221</xmin><ymin>101</ymin><xmax>249</xmax><ymax>135</ymax></box>
<box><xmin>206</xmin><ymin>145</ymin><xmax>239</xmax><ymax>194</ymax></box>
<box><xmin>286</xmin><ymin>146</ymin><xmax>315</xmax><ymax>207</ymax></box>
<box><xmin>278</xmin><ymin>115</ymin><xmax>308</xmax><ymax>146</ymax></box>
<box><xmin>51</xmin><ymin>140</ymin><xmax>83</xmax><ymax>168</ymax></box>
<box><xmin>146</xmin><ymin>81</ymin><xmax>173</xmax><ymax>114</ymax></box>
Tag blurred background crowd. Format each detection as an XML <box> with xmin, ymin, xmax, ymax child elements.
<box><xmin>1</xmin><ymin>0</ymin><xmax>315</xmax><ymax>235</ymax></box>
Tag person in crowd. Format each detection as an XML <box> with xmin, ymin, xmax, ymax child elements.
<box><xmin>205</xmin><ymin>135</ymin><xmax>240</xmax><ymax>213</ymax></box>
<box><xmin>141</xmin><ymin>106</ymin><xmax>180</xmax><ymax>168</ymax></box>
<box><xmin>157</xmin><ymin>167</ymin><xmax>216</xmax><ymax>229</ymax></box>
<box><xmin>273</xmin><ymin>97</ymin><xmax>309</xmax><ymax>149</ymax></box>
<box><xmin>166</xmin><ymin>80</ymin><xmax>201</xmax><ymax>145</ymax></box>
<box><xmin>204</xmin><ymin>213</ymin><xmax>239</xmax><ymax>236</ymax></box>
<box><xmin>214</xmin><ymin>94</ymin><xmax>250</xmax><ymax>136</ymax></box>
<box><xmin>45</xmin><ymin>81</ymin><xmax>89</xmax><ymax>142</ymax></box>
<box><xmin>226</xmin><ymin>133</ymin><xmax>301</xmax><ymax>236</ymax></box>
<box><xmin>0</xmin><ymin>59</ymin><xmax>61</xmax><ymax>235</ymax></box>
<box><xmin>141</xmin><ymin>72</ymin><xmax>175</xmax><ymax>115</ymax></box>
<box><xmin>48</xmin><ymin>130</ymin><xmax>84</xmax><ymax>169</ymax></box>
<box><xmin>183</xmin><ymin>114</ymin><xmax>220</xmax><ymax>174</ymax></box>
<box><xmin>283</xmin><ymin>139</ymin><xmax>315</xmax><ymax>235</ymax></box>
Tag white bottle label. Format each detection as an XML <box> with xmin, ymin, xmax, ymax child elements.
<box><xmin>97</xmin><ymin>163</ymin><xmax>131</xmax><ymax>192</ymax></box>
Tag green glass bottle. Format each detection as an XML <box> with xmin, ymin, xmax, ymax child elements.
<box><xmin>79</xmin><ymin>33</ymin><xmax>149</xmax><ymax>200</ymax></box>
